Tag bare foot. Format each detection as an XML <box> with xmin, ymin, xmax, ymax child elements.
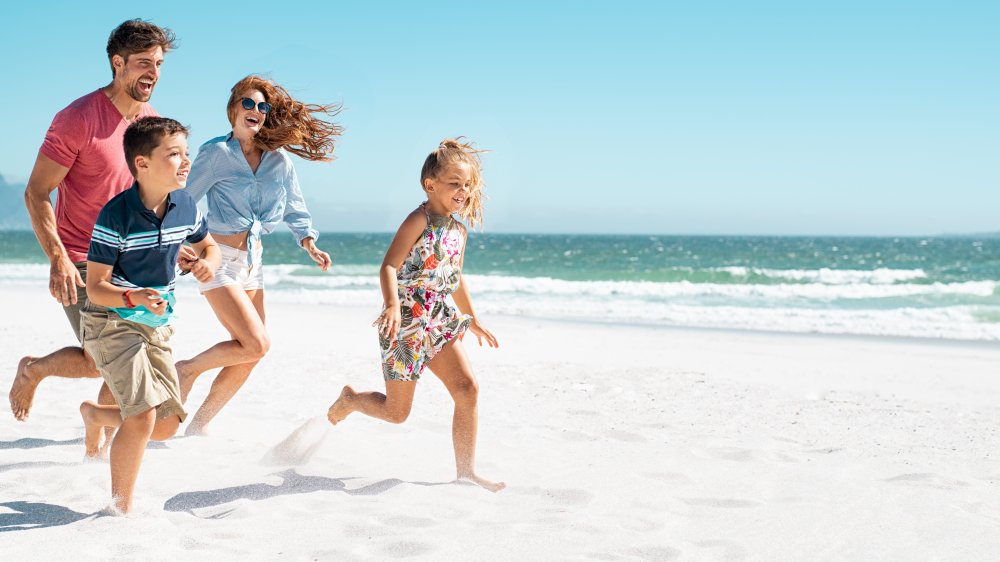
<box><xmin>326</xmin><ymin>385</ymin><xmax>356</xmax><ymax>425</ymax></box>
<box><xmin>10</xmin><ymin>356</ymin><xmax>40</xmax><ymax>421</ymax></box>
<box><xmin>176</xmin><ymin>360</ymin><xmax>199</xmax><ymax>403</ymax></box>
<box><xmin>457</xmin><ymin>473</ymin><xmax>507</xmax><ymax>493</ymax></box>
<box><xmin>79</xmin><ymin>401</ymin><xmax>106</xmax><ymax>458</ymax></box>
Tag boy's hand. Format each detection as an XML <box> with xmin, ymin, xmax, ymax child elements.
<box><xmin>177</xmin><ymin>245</ymin><xmax>199</xmax><ymax>273</ymax></box>
<box><xmin>189</xmin><ymin>259</ymin><xmax>215</xmax><ymax>283</ymax></box>
<box><xmin>133</xmin><ymin>288</ymin><xmax>166</xmax><ymax>315</ymax></box>
<box><xmin>373</xmin><ymin>304</ymin><xmax>402</xmax><ymax>341</ymax></box>
<box><xmin>469</xmin><ymin>318</ymin><xmax>499</xmax><ymax>348</ymax></box>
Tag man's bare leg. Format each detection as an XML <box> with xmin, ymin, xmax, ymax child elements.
<box><xmin>11</xmin><ymin>346</ymin><xmax>100</xmax><ymax>421</ymax></box>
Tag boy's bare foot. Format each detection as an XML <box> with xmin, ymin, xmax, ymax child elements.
<box><xmin>456</xmin><ymin>473</ymin><xmax>507</xmax><ymax>493</ymax></box>
<box><xmin>79</xmin><ymin>401</ymin><xmax>105</xmax><ymax>458</ymax></box>
<box><xmin>176</xmin><ymin>360</ymin><xmax>198</xmax><ymax>403</ymax></box>
<box><xmin>326</xmin><ymin>385</ymin><xmax>356</xmax><ymax>425</ymax></box>
<box><xmin>10</xmin><ymin>356</ymin><xmax>40</xmax><ymax>421</ymax></box>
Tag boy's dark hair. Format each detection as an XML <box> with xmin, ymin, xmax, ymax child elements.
<box><xmin>106</xmin><ymin>19</ymin><xmax>177</xmax><ymax>79</ymax></box>
<box><xmin>123</xmin><ymin>117</ymin><xmax>189</xmax><ymax>177</ymax></box>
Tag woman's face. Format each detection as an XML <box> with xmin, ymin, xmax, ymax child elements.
<box><xmin>233</xmin><ymin>89</ymin><xmax>268</xmax><ymax>137</ymax></box>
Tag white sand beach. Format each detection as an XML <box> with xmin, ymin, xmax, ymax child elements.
<box><xmin>3</xmin><ymin>285</ymin><xmax>1000</xmax><ymax>560</ymax></box>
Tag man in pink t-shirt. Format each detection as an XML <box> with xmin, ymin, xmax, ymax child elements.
<box><xmin>10</xmin><ymin>20</ymin><xmax>177</xmax><ymax>423</ymax></box>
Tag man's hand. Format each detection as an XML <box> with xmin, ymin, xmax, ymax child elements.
<box><xmin>50</xmin><ymin>257</ymin><xmax>84</xmax><ymax>306</ymax></box>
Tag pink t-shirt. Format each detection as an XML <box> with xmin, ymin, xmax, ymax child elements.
<box><xmin>39</xmin><ymin>89</ymin><xmax>157</xmax><ymax>263</ymax></box>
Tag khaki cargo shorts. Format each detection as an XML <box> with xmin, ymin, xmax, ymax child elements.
<box><xmin>80</xmin><ymin>304</ymin><xmax>187</xmax><ymax>422</ymax></box>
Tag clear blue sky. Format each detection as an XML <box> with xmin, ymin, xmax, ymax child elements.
<box><xmin>1</xmin><ymin>1</ymin><xmax>997</xmax><ymax>235</ymax></box>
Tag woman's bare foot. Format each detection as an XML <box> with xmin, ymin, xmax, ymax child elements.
<box><xmin>176</xmin><ymin>360</ymin><xmax>199</xmax><ymax>403</ymax></box>
<box><xmin>456</xmin><ymin>472</ymin><xmax>507</xmax><ymax>493</ymax></box>
<box><xmin>326</xmin><ymin>386</ymin><xmax>356</xmax><ymax>425</ymax></box>
<box><xmin>79</xmin><ymin>401</ymin><xmax>106</xmax><ymax>458</ymax></box>
<box><xmin>10</xmin><ymin>356</ymin><xmax>40</xmax><ymax>421</ymax></box>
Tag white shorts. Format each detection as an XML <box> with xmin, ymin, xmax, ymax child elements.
<box><xmin>198</xmin><ymin>242</ymin><xmax>264</xmax><ymax>293</ymax></box>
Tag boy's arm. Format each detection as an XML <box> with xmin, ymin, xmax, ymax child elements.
<box><xmin>186</xmin><ymin>234</ymin><xmax>221</xmax><ymax>283</ymax></box>
<box><xmin>85</xmin><ymin>262</ymin><xmax>165</xmax><ymax>314</ymax></box>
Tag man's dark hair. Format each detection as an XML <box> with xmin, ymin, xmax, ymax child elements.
<box><xmin>123</xmin><ymin>117</ymin><xmax>188</xmax><ymax>177</ymax></box>
<box><xmin>106</xmin><ymin>19</ymin><xmax>177</xmax><ymax>79</ymax></box>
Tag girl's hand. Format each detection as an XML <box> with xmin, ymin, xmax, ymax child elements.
<box><xmin>469</xmin><ymin>318</ymin><xmax>499</xmax><ymax>348</ymax></box>
<box><xmin>133</xmin><ymin>288</ymin><xmax>166</xmax><ymax>315</ymax></box>
<box><xmin>302</xmin><ymin>238</ymin><xmax>332</xmax><ymax>271</ymax></box>
<box><xmin>189</xmin><ymin>258</ymin><xmax>215</xmax><ymax>283</ymax></box>
<box><xmin>373</xmin><ymin>305</ymin><xmax>402</xmax><ymax>341</ymax></box>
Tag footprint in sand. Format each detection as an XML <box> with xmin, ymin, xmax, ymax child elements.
<box><xmin>882</xmin><ymin>473</ymin><xmax>969</xmax><ymax>490</ymax></box>
<box><xmin>696</xmin><ymin>539</ymin><xmax>748</xmax><ymax>560</ymax></box>
<box><xmin>629</xmin><ymin>545</ymin><xmax>682</xmax><ymax>561</ymax></box>
<box><xmin>679</xmin><ymin>497</ymin><xmax>762</xmax><ymax>509</ymax></box>
<box><xmin>603</xmin><ymin>429</ymin><xmax>649</xmax><ymax>443</ymax></box>
<box><xmin>377</xmin><ymin>540</ymin><xmax>436</xmax><ymax>558</ymax></box>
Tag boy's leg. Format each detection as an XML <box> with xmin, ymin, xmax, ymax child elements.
<box><xmin>110</xmin><ymin>408</ymin><xmax>156</xmax><ymax>513</ymax></box>
<box><xmin>426</xmin><ymin>340</ymin><xmax>505</xmax><ymax>492</ymax></box>
<box><xmin>327</xmin><ymin>379</ymin><xmax>417</xmax><ymax>425</ymax></box>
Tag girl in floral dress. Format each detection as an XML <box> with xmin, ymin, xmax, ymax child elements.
<box><xmin>327</xmin><ymin>138</ymin><xmax>505</xmax><ymax>492</ymax></box>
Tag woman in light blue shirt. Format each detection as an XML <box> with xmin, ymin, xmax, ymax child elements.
<box><xmin>176</xmin><ymin>75</ymin><xmax>342</xmax><ymax>435</ymax></box>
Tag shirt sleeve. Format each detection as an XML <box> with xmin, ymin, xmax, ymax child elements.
<box><xmin>184</xmin><ymin>144</ymin><xmax>217</xmax><ymax>204</ymax></box>
<box><xmin>87</xmin><ymin>206</ymin><xmax>123</xmax><ymax>266</ymax></box>
<box><xmin>39</xmin><ymin>106</ymin><xmax>85</xmax><ymax>169</ymax></box>
<box><xmin>281</xmin><ymin>161</ymin><xmax>319</xmax><ymax>245</ymax></box>
<box><xmin>186</xmin><ymin>208</ymin><xmax>209</xmax><ymax>244</ymax></box>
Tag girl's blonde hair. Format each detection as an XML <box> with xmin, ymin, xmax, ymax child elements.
<box><xmin>227</xmin><ymin>75</ymin><xmax>343</xmax><ymax>162</ymax></box>
<box><xmin>420</xmin><ymin>138</ymin><xmax>487</xmax><ymax>229</ymax></box>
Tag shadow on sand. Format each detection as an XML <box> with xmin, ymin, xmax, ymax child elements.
<box><xmin>0</xmin><ymin>437</ymin><xmax>84</xmax><ymax>450</ymax></box>
<box><xmin>164</xmin><ymin>469</ymin><xmax>450</xmax><ymax>516</ymax></box>
<box><xmin>0</xmin><ymin>501</ymin><xmax>92</xmax><ymax>532</ymax></box>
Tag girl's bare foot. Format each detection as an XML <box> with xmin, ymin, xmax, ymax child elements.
<box><xmin>10</xmin><ymin>356</ymin><xmax>39</xmax><ymax>421</ymax></box>
<box><xmin>326</xmin><ymin>385</ymin><xmax>356</xmax><ymax>425</ymax></box>
<box><xmin>176</xmin><ymin>360</ymin><xmax>199</xmax><ymax>403</ymax></box>
<box><xmin>457</xmin><ymin>473</ymin><xmax>507</xmax><ymax>493</ymax></box>
<box><xmin>79</xmin><ymin>401</ymin><xmax>106</xmax><ymax>458</ymax></box>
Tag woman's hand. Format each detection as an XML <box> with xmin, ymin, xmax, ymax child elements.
<box><xmin>373</xmin><ymin>304</ymin><xmax>402</xmax><ymax>341</ymax></box>
<box><xmin>469</xmin><ymin>318</ymin><xmax>499</xmax><ymax>348</ymax></box>
<box><xmin>189</xmin><ymin>259</ymin><xmax>216</xmax><ymax>283</ymax></box>
<box><xmin>302</xmin><ymin>237</ymin><xmax>332</xmax><ymax>271</ymax></box>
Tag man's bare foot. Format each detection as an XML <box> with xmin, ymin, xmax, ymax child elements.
<box><xmin>10</xmin><ymin>356</ymin><xmax>40</xmax><ymax>421</ymax></box>
<box><xmin>79</xmin><ymin>401</ymin><xmax>106</xmax><ymax>458</ymax></box>
<box><xmin>457</xmin><ymin>473</ymin><xmax>507</xmax><ymax>493</ymax></box>
<box><xmin>326</xmin><ymin>385</ymin><xmax>356</xmax><ymax>425</ymax></box>
<box><xmin>176</xmin><ymin>360</ymin><xmax>199</xmax><ymax>403</ymax></box>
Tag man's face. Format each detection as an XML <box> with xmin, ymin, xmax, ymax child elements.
<box><xmin>116</xmin><ymin>46</ymin><xmax>164</xmax><ymax>102</ymax></box>
<box><xmin>138</xmin><ymin>133</ymin><xmax>190</xmax><ymax>190</ymax></box>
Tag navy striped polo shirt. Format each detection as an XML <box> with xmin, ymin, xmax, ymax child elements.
<box><xmin>88</xmin><ymin>183</ymin><xmax>207</xmax><ymax>319</ymax></box>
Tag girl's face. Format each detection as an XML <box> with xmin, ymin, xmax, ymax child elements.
<box><xmin>424</xmin><ymin>161</ymin><xmax>473</xmax><ymax>214</ymax></box>
<box><xmin>232</xmin><ymin>89</ymin><xmax>268</xmax><ymax>137</ymax></box>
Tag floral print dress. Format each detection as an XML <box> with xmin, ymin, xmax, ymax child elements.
<box><xmin>380</xmin><ymin>203</ymin><xmax>472</xmax><ymax>381</ymax></box>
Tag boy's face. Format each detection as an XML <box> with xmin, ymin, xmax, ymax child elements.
<box><xmin>136</xmin><ymin>133</ymin><xmax>190</xmax><ymax>190</ymax></box>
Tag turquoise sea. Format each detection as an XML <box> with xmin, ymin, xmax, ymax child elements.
<box><xmin>2</xmin><ymin>231</ymin><xmax>999</xmax><ymax>341</ymax></box>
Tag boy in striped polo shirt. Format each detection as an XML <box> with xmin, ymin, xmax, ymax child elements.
<box><xmin>79</xmin><ymin>117</ymin><xmax>220</xmax><ymax>514</ymax></box>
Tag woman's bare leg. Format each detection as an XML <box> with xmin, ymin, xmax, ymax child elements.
<box><xmin>183</xmin><ymin>289</ymin><xmax>267</xmax><ymax>435</ymax></box>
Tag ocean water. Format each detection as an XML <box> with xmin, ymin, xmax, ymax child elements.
<box><xmin>3</xmin><ymin>231</ymin><xmax>999</xmax><ymax>341</ymax></box>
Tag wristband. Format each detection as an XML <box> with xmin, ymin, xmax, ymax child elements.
<box><xmin>122</xmin><ymin>290</ymin><xmax>136</xmax><ymax>309</ymax></box>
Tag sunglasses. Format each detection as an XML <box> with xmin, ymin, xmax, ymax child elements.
<box><xmin>240</xmin><ymin>97</ymin><xmax>271</xmax><ymax>114</ymax></box>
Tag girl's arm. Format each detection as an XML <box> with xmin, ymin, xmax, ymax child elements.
<box><xmin>85</xmin><ymin>262</ymin><xmax>165</xmax><ymax>314</ymax></box>
<box><xmin>452</xmin><ymin>231</ymin><xmax>499</xmax><ymax>348</ymax></box>
<box><xmin>375</xmin><ymin>210</ymin><xmax>426</xmax><ymax>340</ymax></box>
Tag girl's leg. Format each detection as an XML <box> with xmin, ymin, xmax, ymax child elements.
<box><xmin>327</xmin><ymin>378</ymin><xmax>417</xmax><ymax>425</ymax></box>
<box><xmin>426</xmin><ymin>340</ymin><xmax>506</xmax><ymax>492</ymax></box>
<box><xmin>184</xmin><ymin>289</ymin><xmax>267</xmax><ymax>436</ymax></box>
<box><xmin>176</xmin><ymin>286</ymin><xmax>269</xmax><ymax>402</ymax></box>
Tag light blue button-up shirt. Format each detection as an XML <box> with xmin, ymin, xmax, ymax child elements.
<box><xmin>185</xmin><ymin>134</ymin><xmax>319</xmax><ymax>255</ymax></box>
